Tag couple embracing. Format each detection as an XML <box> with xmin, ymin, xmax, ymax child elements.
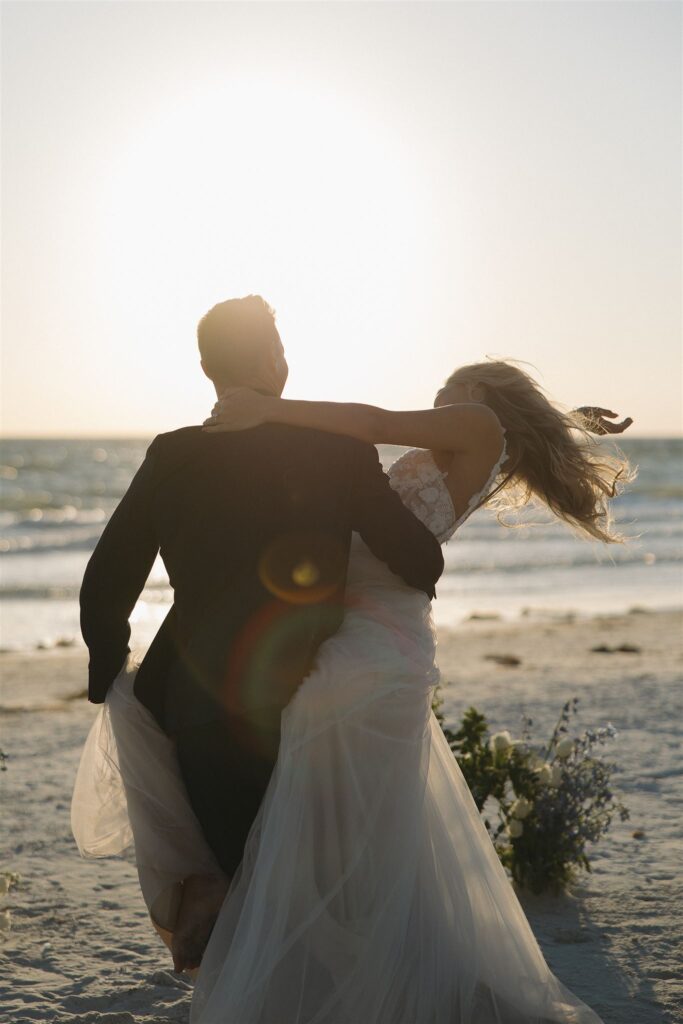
<box><xmin>72</xmin><ymin>294</ymin><xmax>631</xmax><ymax>1023</ymax></box>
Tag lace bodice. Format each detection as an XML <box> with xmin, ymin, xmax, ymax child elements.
<box><xmin>387</xmin><ymin>433</ymin><xmax>508</xmax><ymax>544</ymax></box>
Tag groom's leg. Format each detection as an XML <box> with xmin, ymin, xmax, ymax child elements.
<box><xmin>175</xmin><ymin>714</ymin><xmax>279</xmax><ymax>877</ymax></box>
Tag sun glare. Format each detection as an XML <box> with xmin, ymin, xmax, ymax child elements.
<box><xmin>95</xmin><ymin>72</ymin><xmax>434</xmax><ymax>405</ymax></box>
<box><xmin>4</xmin><ymin>2</ymin><xmax>678</xmax><ymax>436</ymax></box>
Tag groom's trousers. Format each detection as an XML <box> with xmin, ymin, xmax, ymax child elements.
<box><xmin>175</xmin><ymin>710</ymin><xmax>281</xmax><ymax>878</ymax></box>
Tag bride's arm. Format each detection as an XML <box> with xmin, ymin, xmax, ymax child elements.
<box><xmin>205</xmin><ymin>392</ymin><xmax>504</xmax><ymax>455</ymax></box>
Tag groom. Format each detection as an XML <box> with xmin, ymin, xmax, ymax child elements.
<box><xmin>80</xmin><ymin>295</ymin><xmax>444</xmax><ymax>967</ymax></box>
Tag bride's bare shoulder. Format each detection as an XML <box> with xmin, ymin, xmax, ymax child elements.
<box><xmin>443</xmin><ymin>429</ymin><xmax>508</xmax><ymax>521</ymax></box>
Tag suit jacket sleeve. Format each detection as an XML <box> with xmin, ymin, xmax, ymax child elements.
<box><xmin>348</xmin><ymin>442</ymin><xmax>444</xmax><ymax>599</ymax></box>
<box><xmin>80</xmin><ymin>436</ymin><xmax>162</xmax><ymax>702</ymax></box>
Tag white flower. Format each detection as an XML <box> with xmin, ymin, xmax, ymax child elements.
<box><xmin>536</xmin><ymin>763</ymin><xmax>553</xmax><ymax>785</ymax></box>
<box><xmin>510</xmin><ymin>797</ymin><xmax>533</xmax><ymax>820</ymax></box>
<box><xmin>549</xmin><ymin>763</ymin><xmax>564</xmax><ymax>787</ymax></box>
<box><xmin>0</xmin><ymin>909</ymin><xmax>11</xmax><ymax>932</ymax></box>
<box><xmin>419</xmin><ymin>487</ymin><xmax>440</xmax><ymax>503</ymax></box>
<box><xmin>507</xmin><ymin>819</ymin><xmax>524</xmax><ymax>838</ymax></box>
<box><xmin>555</xmin><ymin>737</ymin><xmax>574</xmax><ymax>760</ymax></box>
<box><xmin>527</xmin><ymin>753</ymin><xmax>544</xmax><ymax>771</ymax></box>
<box><xmin>489</xmin><ymin>731</ymin><xmax>513</xmax><ymax>753</ymax></box>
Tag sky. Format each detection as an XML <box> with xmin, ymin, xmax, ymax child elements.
<box><xmin>2</xmin><ymin>1</ymin><xmax>681</xmax><ymax>438</ymax></box>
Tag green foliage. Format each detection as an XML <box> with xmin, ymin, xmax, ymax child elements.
<box><xmin>432</xmin><ymin>689</ymin><xmax>629</xmax><ymax>893</ymax></box>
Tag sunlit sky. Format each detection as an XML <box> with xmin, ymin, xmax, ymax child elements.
<box><xmin>2</xmin><ymin>1</ymin><xmax>681</xmax><ymax>438</ymax></box>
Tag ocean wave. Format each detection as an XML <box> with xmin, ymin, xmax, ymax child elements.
<box><xmin>2</xmin><ymin>438</ymin><xmax>681</xmax><ymax>570</ymax></box>
<box><xmin>1</xmin><ymin>549</ymin><xmax>679</xmax><ymax>601</ymax></box>
<box><xmin>0</xmin><ymin>528</ymin><xmax>106</xmax><ymax>554</ymax></box>
<box><xmin>2</xmin><ymin>485</ymin><xmax>680</xmax><ymax>515</ymax></box>
<box><xmin>0</xmin><ymin>580</ymin><xmax>173</xmax><ymax>600</ymax></box>
<box><xmin>2</xmin><ymin>500</ymin><xmax>680</xmax><ymax>553</ymax></box>
<box><xmin>443</xmin><ymin>543</ymin><xmax>682</xmax><ymax>573</ymax></box>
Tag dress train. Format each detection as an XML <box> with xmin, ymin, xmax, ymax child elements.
<box><xmin>72</xmin><ymin>588</ymin><xmax>602</xmax><ymax>1024</ymax></box>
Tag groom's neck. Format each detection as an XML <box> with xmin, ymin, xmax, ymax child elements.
<box><xmin>212</xmin><ymin>378</ymin><xmax>279</xmax><ymax>399</ymax></box>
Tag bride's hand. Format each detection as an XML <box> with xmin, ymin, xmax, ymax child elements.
<box><xmin>572</xmin><ymin>406</ymin><xmax>634</xmax><ymax>435</ymax></box>
<box><xmin>203</xmin><ymin>388</ymin><xmax>272</xmax><ymax>432</ymax></box>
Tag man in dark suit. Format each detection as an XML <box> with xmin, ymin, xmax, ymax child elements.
<box><xmin>80</xmin><ymin>295</ymin><xmax>444</xmax><ymax>968</ymax></box>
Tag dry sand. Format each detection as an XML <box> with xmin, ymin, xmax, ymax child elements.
<box><xmin>1</xmin><ymin>608</ymin><xmax>681</xmax><ymax>1023</ymax></box>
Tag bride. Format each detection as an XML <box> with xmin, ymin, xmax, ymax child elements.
<box><xmin>72</xmin><ymin>359</ymin><xmax>632</xmax><ymax>1023</ymax></box>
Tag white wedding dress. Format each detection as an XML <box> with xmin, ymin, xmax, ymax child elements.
<box><xmin>72</xmin><ymin>438</ymin><xmax>603</xmax><ymax>1024</ymax></box>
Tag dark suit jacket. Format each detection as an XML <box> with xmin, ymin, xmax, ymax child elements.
<box><xmin>80</xmin><ymin>424</ymin><xmax>444</xmax><ymax>737</ymax></box>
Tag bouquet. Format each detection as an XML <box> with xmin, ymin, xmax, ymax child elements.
<box><xmin>432</xmin><ymin>693</ymin><xmax>629</xmax><ymax>893</ymax></box>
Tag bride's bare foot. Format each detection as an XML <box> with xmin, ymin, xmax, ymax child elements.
<box><xmin>171</xmin><ymin>873</ymin><xmax>229</xmax><ymax>973</ymax></box>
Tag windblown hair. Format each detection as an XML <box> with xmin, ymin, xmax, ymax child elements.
<box><xmin>197</xmin><ymin>295</ymin><xmax>278</xmax><ymax>384</ymax></box>
<box><xmin>437</xmin><ymin>359</ymin><xmax>635</xmax><ymax>543</ymax></box>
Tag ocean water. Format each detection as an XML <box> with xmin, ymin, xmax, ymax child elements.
<box><xmin>0</xmin><ymin>436</ymin><xmax>681</xmax><ymax>651</ymax></box>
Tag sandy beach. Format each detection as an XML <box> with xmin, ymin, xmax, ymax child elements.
<box><xmin>1</xmin><ymin>607</ymin><xmax>681</xmax><ymax>1023</ymax></box>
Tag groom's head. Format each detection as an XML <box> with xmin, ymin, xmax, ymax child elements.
<box><xmin>197</xmin><ymin>295</ymin><xmax>288</xmax><ymax>396</ymax></box>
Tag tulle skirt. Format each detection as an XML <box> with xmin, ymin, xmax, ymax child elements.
<box><xmin>72</xmin><ymin>571</ymin><xmax>602</xmax><ymax>1024</ymax></box>
<box><xmin>70</xmin><ymin>652</ymin><xmax>226</xmax><ymax>931</ymax></box>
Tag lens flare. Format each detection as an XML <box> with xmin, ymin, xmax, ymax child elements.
<box><xmin>291</xmin><ymin>560</ymin><xmax>320</xmax><ymax>587</ymax></box>
<box><xmin>258</xmin><ymin>531</ymin><xmax>346</xmax><ymax>605</ymax></box>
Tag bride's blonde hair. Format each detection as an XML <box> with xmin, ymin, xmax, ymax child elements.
<box><xmin>437</xmin><ymin>359</ymin><xmax>635</xmax><ymax>543</ymax></box>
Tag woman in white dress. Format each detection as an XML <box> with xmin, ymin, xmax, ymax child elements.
<box><xmin>72</xmin><ymin>359</ymin><xmax>632</xmax><ymax>1024</ymax></box>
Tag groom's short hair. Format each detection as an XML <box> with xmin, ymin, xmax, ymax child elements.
<box><xmin>197</xmin><ymin>295</ymin><xmax>278</xmax><ymax>383</ymax></box>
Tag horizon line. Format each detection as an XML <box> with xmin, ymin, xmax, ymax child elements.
<box><xmin>2</xmin><ymin>430</ymin><xmax>681</xmax><ymax>442</ymax></box>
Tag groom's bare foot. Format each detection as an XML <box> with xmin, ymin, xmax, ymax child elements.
<box><xmin>171</xmin><ymin>873</ymin><xmax>229</xmax><ymax>973</ymax></box>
